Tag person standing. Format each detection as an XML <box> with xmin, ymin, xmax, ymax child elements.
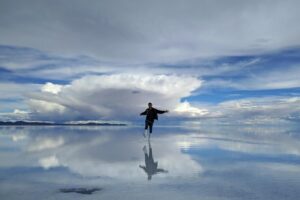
<box><xmin>140</xmin><ymin>102</ymin><xmax>168</xmax><ymax>137</ymax></box>
<box><xmin>139</xmin><ymin>137</ymin><xmax>168</xmax><ymax>180</ymax></box>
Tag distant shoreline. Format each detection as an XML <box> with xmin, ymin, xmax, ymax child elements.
<box><xmin>0</xmin><ymin>121</ymin><xmax>127</xmax><ymax>126</ymax></box>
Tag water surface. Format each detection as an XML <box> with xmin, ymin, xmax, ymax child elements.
<box><xmin>0</xmin><ymin>125</ymin><xmax>300</xmax><ymax>200</ymax></box>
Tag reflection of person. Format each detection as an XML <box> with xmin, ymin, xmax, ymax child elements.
<box><xmin>139</xmin><ymin>138</ymin><xmax>168</xmax><ymax>180</ymax></box>
<box><xmin>140</xmin><ymin>102</ymin><xmax>168</xmax><ymax>137</ymax></box>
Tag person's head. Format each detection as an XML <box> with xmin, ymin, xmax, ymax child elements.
<box><xmin>148</xmin><ymin>102</ymin><xmax>152</xmax><ymax>108</ymax></box>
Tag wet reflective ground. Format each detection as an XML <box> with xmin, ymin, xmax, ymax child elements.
<box><xmin>0</xmin><ymin>125</ymin><xmax>300</xmax><ymax>200</ymax></box>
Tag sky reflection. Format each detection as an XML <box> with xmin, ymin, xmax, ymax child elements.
<box><xmin>0</xmin><ymin>125</ymin><xmax>300</xmax><ymax>200</ymax></box>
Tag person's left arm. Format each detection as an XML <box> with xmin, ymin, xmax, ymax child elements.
<box><xmin>156</xmin><ymin>168</ymin><xmax>168</xmax><ymax>173</ymax></box>
<box><xmin>155</xmin><ymin>108</ymin><xmax>168</xmax><ymax>114</ymax></box>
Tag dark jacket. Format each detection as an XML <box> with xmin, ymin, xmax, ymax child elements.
<box><xmin>140</xmin><ymin>108</ymin><xmax>166</xmax><ymax>122</ymax></box>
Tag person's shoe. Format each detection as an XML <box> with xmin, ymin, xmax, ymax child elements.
<box><xmin>143</xmin><ymin>130</ymin><xmax>148</xmax><ymax>138</ymax></box>
<box><xmin>143</xmin><ymin>145</ymin><xmax>147</xmax><ymax>154</ymax></box>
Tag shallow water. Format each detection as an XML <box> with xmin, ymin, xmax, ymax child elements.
<box><xmin>0</xmin><ymin>125</ymin><xmax>300</xmax><ymax>200</ymax></box>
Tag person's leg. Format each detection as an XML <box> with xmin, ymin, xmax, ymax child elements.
<box><xmin>144</xmin><ymin>152</ymin><xmax>148</xmax><ymax>164</ymax></box>
<box><xmin>149</xmin><ymin>147</ymin><xmax>153</xmax><ymax>160</ymax></box>
<box><xmin>149</xmin><ymin>121</ymin><xmax>153</xmax><ymax>134</ymax></box>
<box><xmin>144</xmin><ymin>121</ymin><xmax>149</xmax><ymax>137</ymax></box>
<box><xmin>143</xmin><ymin>145</ymin><xmax>147</xmax><ymax>154</ymax></box>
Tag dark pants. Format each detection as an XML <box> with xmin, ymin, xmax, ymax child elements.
<box><xmin>145</xmin><ymin>120</ymin><xmax>153</xmax><ymax>133</ymax></box>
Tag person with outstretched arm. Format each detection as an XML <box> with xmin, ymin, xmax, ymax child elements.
<box><xmin>139</xmin><ymin>138</ymin><xmax>168</xmax><ymax>180</ymax></box>
<box><xmin>140</xmin><ymin>102</ymin><xmax>168</xmax><ymax>137</ymax></box>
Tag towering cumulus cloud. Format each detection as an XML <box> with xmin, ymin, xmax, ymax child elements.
<box><xmin>27</xmin><ymin>74</ymin><xmax>202</xmax><ymax>121</ymax></box>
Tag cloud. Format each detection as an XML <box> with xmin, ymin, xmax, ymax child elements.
<box><xmin>204</xmin><ymin>65</ymin><xmax>300</xmax><ymax>91</ymax></box>
<box><xmin>1</xmin><ymin>126</ymin><xmax>300</xmax><ymax>200</ymax></box>
<box><xmin>28</xmin><ymin>100</ymin><xmax>66</xmax><ymax>114</ymax></box>
<box><xmin>174</xmin><ymin>101</ymin><xmax>208</xmax><ymax>117</ymax></box>
<box><xmin>1</xmin><ymin>127</ymin><xmax>203</xmax><ymax>180</ymax></box>
<box><xmin>0</xmin><ymin>45</ymin><xmax>47</xmax><ymax>71</ymax></box>
<box><xmin>0</xmin><ymin>45</ymin><xmax>104</xmax><ymax>82</ymax></box>
<box><xmin>4</xmin><ymin>72</ymin><xmax>298</xmax><ymax>124</ymax></box>
<box><xmin>3</xmin><ymin>124</ymin><xmax>300</xmax><ymax>183</ymax></box>
<box><xmin>26</xmin><ymin>74</ymin><xmax>202</xmax><ymax>121</ymax></box>
<box><xmin>0</xmin><ymin>109</ymin><xmax>30</xmax><ymax>121</ymax></box>
<box><xmin>0</xmin><ymin>1</ymin><xmax>300</xmax><ymax>123</ymax></box>
<box><xmin>41</xmin><ymin>82</ymin><xmax>62</xmax><ymax>94</ymax></box>
<box><xmin>241</xmin><ymin>66</ymin><xmax>300</xmax><ymax>90</ymax></box>
<box><xmin>192</xmin><ymin>96</ymin><xmax>300</xmax><ymax>125</ymax></box>
<box><xmin>0</xmin><ymin>82</ymin><xmax>40</xmax><ymax>100</ymax></box>
<box><xmin>1</xmin><ymin>0</ymin><xmax>299</xmax><ymax>64</ymax></box>
<box><xmin>38</xmin><ymin>155</ymin><xmax>61</xmax><ymax>169</ymax></box>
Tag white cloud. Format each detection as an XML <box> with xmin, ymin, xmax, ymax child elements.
<box><xmin>193</xmin><ymin>96</ymin><xmax>300</xmax><ymax>124</ymax></box>
<box><xmin>28</xmin><ymin>99</ymin><xmax>66</xmax><ymax>114</ymax></box>
<box><xmin>0</xmin><ymin>109</ymin><xmax>30</xmax><ymax>121</ymax></box>
<box><xmin>41</xmin><ymin>82</ymin><xmax>62</xmax><ymax>94</ymax></box>
<box><xmin>13</xmin><ymin>109</ymin><xmax>28</xmax><ymax>115</ymax></box>
<box><xmin>38</xmin><ymin>155</ymin><xmax>61</xmax><ymax>169</ymax></box>
<box><xmin>0</xmin><ymin>82</ymin><xmax>40</xmax><ymax>121</ymax></box>
<box><xmin>174</xmin><ymin>101</ymin><xmax>208</xmax><ymax>117</ymax></box>
<box><xmin>17</xmin><ymin>74</ymin><xmax>300</xmax><ymax>123</ymax></box>
<box><xmin>27</xmin><ymin>74</ymin><xmax>202</xmax><ymax>121</ymax></box>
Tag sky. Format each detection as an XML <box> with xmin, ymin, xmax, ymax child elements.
<box><xmin>0</xmin><ymin>0</ymin><xmax>300</xmax><ymax>124</ymax></box>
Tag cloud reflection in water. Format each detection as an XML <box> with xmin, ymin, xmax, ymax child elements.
<box><xmin>0</xmin><ymin>125</ymin><xmax>300</xmax><ymax>200</ymax></box>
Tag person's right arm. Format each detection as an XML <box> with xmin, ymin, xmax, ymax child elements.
<box><xmin>140</xmin><ymin>109</ymin><xmax>148</xmax><ymax>115</ymax></box>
